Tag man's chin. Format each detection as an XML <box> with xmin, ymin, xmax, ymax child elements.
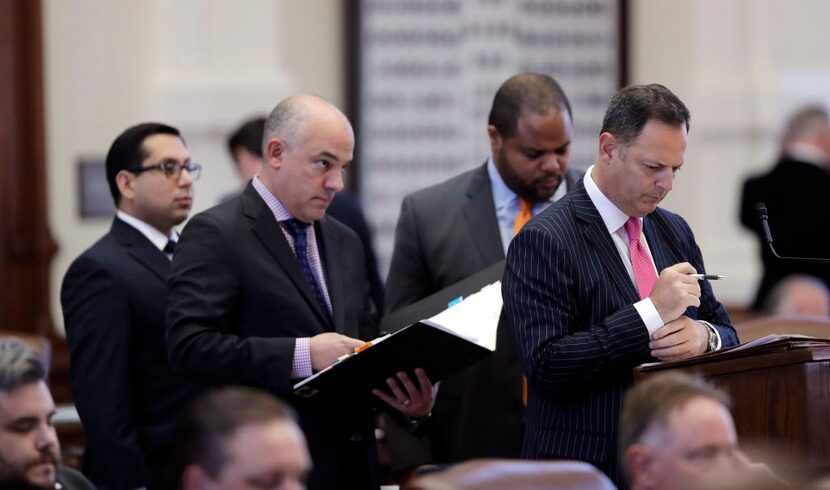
<box><xmin>27</xmin><ymin>464</ymin><xmax>57</xmax><ymax>489</ymax></box>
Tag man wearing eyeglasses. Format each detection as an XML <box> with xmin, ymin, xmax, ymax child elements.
<box><xmin>61</xmin><ymin>122</ymin><xmax>202</xmax><ymax>489</ymax></box>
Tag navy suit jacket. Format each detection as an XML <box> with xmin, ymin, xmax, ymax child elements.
<box><xmin>503</xmin><ymin>182</ymin><xmax>738</xmax><ymax>484</ymax></box>
<box><xmin>61</xmin><ymin>217</ymin><xmax>197</xmax><ymax>489</ymax></box>
<box><xmin>166</xmin><ymin>183</ymin><xmax>379</xmax><ymax>490</ymax></box>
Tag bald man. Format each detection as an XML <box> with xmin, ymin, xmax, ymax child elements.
<box><xmin>167</xmin><ymin>95</ymin><xmax>436</xmax><ymax>490</ymax></box>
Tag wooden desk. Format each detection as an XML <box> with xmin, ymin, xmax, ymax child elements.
<box><xmin>635</xmin><ymin>339</ymin><xmax>830</xmax><ymax>474</ymax></box>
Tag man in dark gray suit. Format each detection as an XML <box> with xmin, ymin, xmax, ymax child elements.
<box><xmin>384</xmin><ymin>73</ymin><xmax>582</xmax><ymax>482</ymax></box>
<box><xmin>503</xmin><ymin>84</ymin><xmax>739</xmax><ymax>487</ymax></box>
<box><xmin>167</xmin><ymin>95</ymin><xmax>435</xmax><ymax>490</ymax></box>
<box><xmin>62</xmin><ymin>122</ymin><xmax>201</xmax><ymax>489</ymax></box>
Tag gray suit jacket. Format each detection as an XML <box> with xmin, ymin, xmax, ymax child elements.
<box><xmin>384</xmin><ymin>162</ymin><xmax>582</xmax><ymax>472</ymax></box>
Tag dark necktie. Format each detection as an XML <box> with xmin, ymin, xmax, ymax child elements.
<box><xmin>282</xmin><ymin>219</ymin><xmax>330</xmax><ymax>318</ymax></box>
<box><xmin>163</xmin><ymin>239</ymin><xmax>176</xmax><ymax>259</ymax></box>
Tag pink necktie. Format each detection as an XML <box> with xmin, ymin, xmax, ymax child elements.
<box><xmin>625</xmin><ymin>217</ymin><xmax>657</xmax><ymax>299</ymax></box>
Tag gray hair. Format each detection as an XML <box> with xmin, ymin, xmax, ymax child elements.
<box><xmin>784</xmin><ymin>105</ymin><xmax>829</xmax><ymax>141</ymax></box>
<box><xmin>0</xmin><ymin>337</ymin><xmax>48</xmax><ymax>392</ymax></box>
<box><xmin>262</xmin><ymin>95</ymin><xmax>331</xmax><ymax>154</ymax></box>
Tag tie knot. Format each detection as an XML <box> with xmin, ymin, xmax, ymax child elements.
<box><xmin>518</xmin><ymin>198</ymin><xmax>534</xmax><ymax>214</ymax></box>
<box><xmin>163</xmin><ymin>239</ymin><xmax>177</xmax><ymax>255</ymax></box>
<box><xmin>282</xmin><ymin>218</ymin><xmax>310</xmax><ymax>239</ymax></box>
<box><xmin>624</xmin><ymin>217</ymin><xmax>641</xmax><ymax>243</ymax></box>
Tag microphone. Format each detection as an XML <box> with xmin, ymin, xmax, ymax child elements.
<box><xmin>755</xmin><ymin>202</ymin><xmax>830</xmax><ymax>264</ymax></box>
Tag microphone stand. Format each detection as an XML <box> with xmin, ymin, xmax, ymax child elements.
<box><xmin>755</xmin><ymin>202</ymin><xmax>830</xmax><ymax>264</ymax></box>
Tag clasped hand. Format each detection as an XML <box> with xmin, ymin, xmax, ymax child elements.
<box><xmin>648</xmin><ymin>262</ymin><xmax>708</xmax><ymax>361</ymax></box>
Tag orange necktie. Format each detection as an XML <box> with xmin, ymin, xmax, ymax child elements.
<box><xmin>513</xmin><ymin>198</ymin><xmax>534</xmax><ymax>236</ymax></box>
<box><xmin>513</xmin><ymin>198</ymin><xmax>534</xmax><ymax>406</ymax></box>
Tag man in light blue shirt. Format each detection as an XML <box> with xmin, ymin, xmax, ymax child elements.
<box><xmin>384</xmin><ymin>73</ymin><xmax>583</xmax><ymax>483</ymax></box>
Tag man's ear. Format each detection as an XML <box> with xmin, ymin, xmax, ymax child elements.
<box><xmin>115</xmin><ymin>170</ymin><xmax>136</xmax><ymax>201</ymax></box>
<box><xmin>598</xmin><ymin>132</ymin><xmax>619</xmax><ymax>164</ymax></box>
<box><xmin>264</xmin><ymin>137</ymin><xmax>286</xmax><ymax>170</ymax></box>
<box><xmin>626</xmin><ymin>443</ymin><xmax>655</xmax><ymax>488</ymax></box>
<box><xmin>181</xmin><ymin>464</ymin><xmax>212</xmax><ymax>490</ymax></box>
<box><xmin>487</xmin><ymin>125</ymin><xmax>503</xmax><ymax>156</ymax></box>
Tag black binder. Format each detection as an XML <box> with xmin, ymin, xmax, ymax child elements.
<box><xmin>293</xmin><ymin>261</ymin><xmax>505</xmax><ymax>403</ymax></box>
<box><xmin>293</xmin><ymin>320</ymin><xmax>492</xmax><ymax>403</ymax></box>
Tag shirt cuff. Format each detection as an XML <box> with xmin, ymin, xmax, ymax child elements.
<box><xmin>698</xmin><ymin>320</ymin><xmax>723</xmax><ymax>351</ymax></box>
<box><xmin>291</xmin><ymin>337</ymin><xmax>313</xmax><ymax>379</ymax></box>
<box><xmin>634</xmin><ymin>298</ymin><xmax>665</xmax><ymax>336</ymax></box>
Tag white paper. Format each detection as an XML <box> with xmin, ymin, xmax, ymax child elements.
<box><xmin>424</xmin><ymin>281</ymin><xmax>503</xmax><ymax>351</ymax></box>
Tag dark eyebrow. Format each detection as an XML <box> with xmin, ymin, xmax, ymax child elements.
<box><xmin>314</xmin><ymin>151</ymin><xmax>339</xmax><ymax>162</ymax></box>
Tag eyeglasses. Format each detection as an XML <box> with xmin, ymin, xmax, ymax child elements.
<box><xmin>130</xmin><ymin>161</ymin><xmax>202</xmax><ymax>181</ymax></box>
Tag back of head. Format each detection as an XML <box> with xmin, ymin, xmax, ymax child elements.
<box><xmin>227</xmin><ymin>117</ymin><xmax>267</xmax><ymax>158</ymax></box>
<box><xmin>765</xmin><ymin>274</ymin><xmax>830</xmax><ymax>317</ymax></box>
<box><xmin>784</xmin><ymin>105</ymin><xmax>829</xmax><ymax>142</ymax></box>
<box><xmin>0</xmin><ymin>337</ymin><xmax>47</xmax><ymax>392</ymax></box>
<box><xmin>174</xmin><ymin>386</ymin><xmax>297</xmax><ymax>484</ymax></box>
<box><xmin>620</xmin><ymin>372</ymin><xmax>729</xmax><ymax>474</ymax></box>
<box><xmin>106</xmin><ymin>122</ymin><xmax>182</xmax><ymax>205</ymax></box>
<box><xmin>488</xmin><ymin>72</ymin><xmax>572</xmax><ymax>138</ymax></box>
<box><xmin>600</xmin><ymin>84</ymin><xmax>691</xmax><ymax>146</ymax></box>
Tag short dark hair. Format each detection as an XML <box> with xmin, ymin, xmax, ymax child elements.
<box><xmin>488</xmin><ymin>73</ymin><xmax>572</xmax><ymax>138</ymax></box>
<box><xmin>0</xmin><ymin>337</ymin><xmax>48</xmax><ymax>392</ymax></box>
<box><xmin>173</xmin><ymin>387</ymin><xmax>297</xmax><ymax>483</ymax></box>
<box><xmin>600</xmin><ymin>84</ymin><xmax>690</xmax><ymax>146</ymax></box>
<box><xmin>227</xmin><ymin>117</ymin><xmax>266</xmax><ymax>160</ymax></box>
<box><xmin>620</xmin><ymin>372</ymin><xmax>729</xmax><ymax>474</ymax></box>
<box><xmin>105</xmin><ymin>122</ymin><xmax>183</xmax><ymax>205</ymax></box>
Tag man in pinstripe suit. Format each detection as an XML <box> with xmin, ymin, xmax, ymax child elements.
<box><xmin>503</xmin><ymin>84</ymin><xmax>739</xmax><ymax>487</ymax></box>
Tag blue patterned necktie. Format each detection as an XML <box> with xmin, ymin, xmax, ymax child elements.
<box><xmin>282</xmin><ymin>219</ymin><xmax>330</xmax><ymax>319</ymax></box>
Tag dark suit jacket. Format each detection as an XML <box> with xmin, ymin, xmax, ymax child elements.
<box><xmin>739</xmin><ymin>155</ymin><xmax>830</xmax><ymax>310</ymax></box>
<box><xmin>503</xmin><ymin>182</ymin><xmax>738</xmax><ymax>486</ymax></box>
<box><xmin>383</xmin><ymin>163</ymin><xmax>582</xmax><ymax>472</ymax></box>
<box><xmin>166</xmin><ymin>184</ymin><xmax>378</xmax><ymax>490</ymax></box>
<box><xmin>327</xmin><ymin>191</ymin><xmax>385</xmax><ymax>314</ymax></box>
<box><xmin>61</xmin><ymin>217</ymin><xmax>197</xmax><ymax>489</ymax></box>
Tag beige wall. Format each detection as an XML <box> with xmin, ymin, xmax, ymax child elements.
<box><xmin>45</xmin><ymin>0</ymin><xmax>830</xmax><ymax>333</ymax></box>
<box><xmin>44</xmin><ymin>0</ymin><xmax>344</xmax><ymax>333</ymax></box>
<box><xmin>630</xmin><ymin>0</ymin><xmax>830</xmax><ymax>304</ymax></box>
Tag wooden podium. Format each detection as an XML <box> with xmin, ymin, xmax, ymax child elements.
<box><xmin>634</xmin><ymin>336</ymin><xmax>830</xmax><ymax>474</ymax></box>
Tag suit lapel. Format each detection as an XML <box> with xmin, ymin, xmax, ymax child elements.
<box><xmin>462</xmin><ymin>163</ymin><xmax>507</xmax><ymax>262</ymax></box>
<box><xmin>571</xmin><ymin>185</ymin><xmax>640</xmax><ymax>303</ymax></box>
<box><xmin>243</xmin><ymin>186</ymin><xmax>334</xmax><ymax>328</ymax></box>
<box><xmin>111</xmin><ymin>218</ymin><xmax>169</xmax><ymax>282</ymax></box>
<box><xmin>316</xmin><ymin>218</ymin><xmax>346</xmax><ymax>334</ymax></box>
<box><xmin>642</xmin><ymin>212</ymin><xmax>680</xmax><ymax>272</ymax></box>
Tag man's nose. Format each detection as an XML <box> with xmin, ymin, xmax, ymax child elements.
<box><xmin>325</xmin><ymin>170</ymin><xmax>344</xmax><ymax>193</ymax></box>
<box><xmin>539</xmin><ymin>154</ymin><xmax>562</xmax><ymax>173</ymax></box>
<box><xmin>35</xmin><ymin>425</ymin><xmax>59</xmax><ymax>452</ymax></box>
<box><xmin>178</xmin><ymin>167</ymin><xmax>194</xmax><ymax>187</ymax></box>
<box><xmin>657</xmin><ymin>167</ymin><xmax>674</xmax><ymax>191</ymax></box>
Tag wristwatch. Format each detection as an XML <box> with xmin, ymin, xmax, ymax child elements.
<box><xmin>698</xmin><ymin>320</ymin><xmax>720</xmax><ymax>352</ymax></box>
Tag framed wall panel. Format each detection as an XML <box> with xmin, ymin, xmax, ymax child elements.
<box><xmin>349</xmin><ymin>0</ymin><xmax>627</xmax><ymax>272</ymax></box>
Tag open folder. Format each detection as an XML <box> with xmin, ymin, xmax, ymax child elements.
<box><xmin>293</xmin><ymin>262</ymin><xmax>505</xmax><ymax>403</ymax></box>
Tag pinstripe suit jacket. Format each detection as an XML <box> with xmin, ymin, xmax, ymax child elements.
<box><xmin>502</xmin><ymin>181</ymin><xmax>738</xmax><ymax>480</ymax></box>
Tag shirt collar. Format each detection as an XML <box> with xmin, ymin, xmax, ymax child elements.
<box><xmin>252</xmin><ymin>175</ymin><xmax>294</xmax><ymax>222</ymax></box>
<box><xmin>487</xmin><ymin>155</ymin><xmax>569</xmax><ymax>210</ymax></box>
<box><xmin>487</xmin><ymin>156</ymin><xmax>517</xmax><ymax>211</ymax></box>
<box><xmin>583</xmin><ymin>165</ymin><xmax>633</xmax><ymax>234</ymax></box>
<box><xmin>115</xmin><ymin>210</ymin><xmax>177</xmax><ymax>252</ymax></box>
